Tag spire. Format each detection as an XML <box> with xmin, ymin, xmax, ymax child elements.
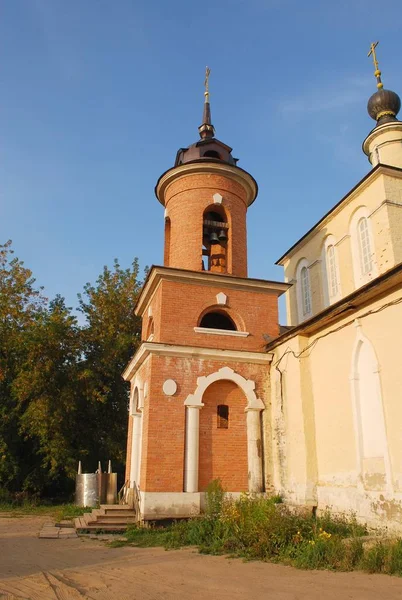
<box><xmin>198</xmin><ymin>66</ymin><xmax>215</xmax><ymax>139</ymax></box>
<box><xmin>366</xmin><ymin>41</ymin><xmax>401</xmax><ymax>126</ymax></box>
<box><xmin>368</xmin><ymin>41</ymin><xmax>383</xmax><ymax>90</ymax></box>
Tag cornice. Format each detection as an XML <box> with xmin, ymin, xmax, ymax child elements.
<box><xmin>276</xmin><ymin>164</ymin><xmax>402</xmax><ymax>265</ymax></box>
<box><xmin>363</xmin><ymin>121</ymin><xmax>402</xmax><ymax>155</ymax></box>
<box><xmin>122</xmin><ymin>342</ymin><xmax>273</xmax><ymax>381</ymax></box>
<box><xmin>155</xmin><ymin>161</ymin><xmax>258</xmax><ymax>208</ymax></box>
<box><xmin>135</xmin><ymin>265</ymin><xmax>290</xmax><ymax>316</ymax></box>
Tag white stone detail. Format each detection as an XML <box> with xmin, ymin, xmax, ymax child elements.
<box><xmin>148</xmin><ymin>306</ymin><xmax>152</xmax><ymax>317</ymax></box>
<box><xmin>163</xmin><ymin>379</ymin><xmax>177</xmax><ymax>396</ymax></box>
<box><xmin>193</xmin><ymin>327</ymin><xmax>249</xmax><ymax>337</ymax></box>
<box><xmin>143</xmin><ymin>381</ymin><xmax>148</xmax><ymax>399</ymax></box>
<box><xmin>185</xmin><ymin>367</ymin><xmax>264</xmax><ymax>410</ymax></box>
<box><xmin>216</xmin><ymin>292</ymin><xmax>227</xmax><ymax>305</ymax></box>
<box><xmin>213</xmin><ymin>192</ymin><xmax>223</xmax><ymax>204</ymax></box>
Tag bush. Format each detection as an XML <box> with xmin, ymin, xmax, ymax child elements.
<box><xmin>116</xmin><ymin>483</ymin><xmax>402</xmax><ymax>577</ymax></box>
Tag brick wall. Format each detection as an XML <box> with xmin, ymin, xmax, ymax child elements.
<box><xmin>164</xmin><ymin>172</ymin><xmax>248</xmax><ymax>277</ymax></box>
<box><xmin>156</xmin><ymin>279</ymin><xmax>279</xmax><ymax>351</ymax></box>
<box><xmin>199</xmin><ymin>380</ymin><xmax>248</xmax><ymax>491</ymax></box>
<box><xmin>138</xmin><ymin>354</ymin><xmax>269</xmax><ymax>492</ymax></box>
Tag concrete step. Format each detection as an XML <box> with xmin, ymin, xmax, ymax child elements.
<box><xmin>100</xmin><ymin>504</ymin><xmax>134</xmax><ymax>511</ymax></box>
<box><xmin>90</xmin><ymin>508</ymin><xmax>106</xmax><ymax>517</ymax></box>
<box><xmin>102</xmin><ymin>510</ymin><xmax>137</xmax><ymax>517</ymax></box>
<box><xmin>93</xmin><ymin>517</ymin><xmax>138</xmax><ymax>525</ymax></box>
<box><xmin>76</xmin><ymin>522</ymin><xmax>128</xmax><ymax>532</ymax></box>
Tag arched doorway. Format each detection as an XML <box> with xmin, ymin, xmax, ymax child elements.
<box><xmin>184</xmin><ymin>367</ymin><xmax>265</xmax><ymax>494</ymax></box>
<box><xmin>199</xmin><ymin>380</ymin><xmax>248</xmax><ymax>491</ymax></box>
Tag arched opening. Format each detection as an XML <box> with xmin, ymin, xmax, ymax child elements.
<box><xmin>352</xmin><ymin>335</ymin><xmax>389</xmax><ymax>491</ymax></box>
<box><xmin>202</xmin><ymin>206</ymin><xmax>228</xmax><ymax>273</ymax></box>
<box><xmin>199</xmin><ymin>311</ymin><xmax>236</xmax><ymax>331</ymax></box>
<box><xmin>203</xmin><ymin>150</ymin><xmax>221</xmax><ymax>159</ymax></box>
<box><xmin>199</xmin><ymin>380</ymin><xmax>248</xmax><ymax>491</ymax></box>
<box><xmin>146</xmin><ymin>317</ymin><xmax>154</xmax><ymax>340</ymax></box>
<box><xmin>164</xmin><ymin>217</ymin><xmax>171</xmax><ymax>266</ymax></box>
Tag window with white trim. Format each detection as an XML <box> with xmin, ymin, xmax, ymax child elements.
<box><xmin>300</xmin><ymin>266</ymin><xmax>311</xmax><ymax>316</ymax></box>
<box><xmin>350</xmin><ymin>207</ymin><xmax>377</xmax><ymax>288</ymax></box>
<box><xmin>358</xmin><ymin>217</ymin><xmax>373</xmax><ymax>276</ymax></box>
<box><xmin>326</xmin><ymin>245</ymin><xmax>339</xmax><ymax>298</ymax></box>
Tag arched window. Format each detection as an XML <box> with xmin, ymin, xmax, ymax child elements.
<box><xmin>146</xmin><ymin>317</ymin><xmax>154</xmax><ymax>340</ymax></box>
<box><xmin>300</xmin><ymin>266</ymin><xmax>311</xmax><ymax>317</ymax></box>
<box><xmin>358</xmin><ymin>217</ymin><xmax>373</xmax><ymax>276</ymax></box>
<box><xmin>202</xmin><ymin>206</ymin><xmax>228</xmax><ymax>273</ymax></box>
<box><xmin>350</xmin><ymin>207</ymin><xmax>377</xmax><ymax>288</ymax></box>
<box><xmin>203</xmin><ymin>150</ymin><xmax>221</xmax><ymax>159</ymax></box>
<box><xmin>327</xmin><ymin>245</ymin><xmax>339</xmax><ymax>298</ymax></box>
<box><xmin>199</xmin><ymin>311</ymin><xmax>236</xmax><ymax>331</ymax></box>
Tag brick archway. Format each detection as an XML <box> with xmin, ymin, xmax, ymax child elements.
<box><xmin>184</xmin><ymin>367</ymin><xmax>265</xmax><ymax>494</ymax></box>
<box><xmin>184</xmin><ymin>366</ymin><xmax>264</xmax><ymax>410</ymax></box>
<box><xmin>199</xmin><ymin>380</ymin><xmax>248</xmax><ymax>491</ymax></box>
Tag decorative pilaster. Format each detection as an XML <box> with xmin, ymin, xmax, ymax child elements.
<box><xmin>184</xmin><ymin>405</ymin><xmax>203</xmax><ymax>492</ymax></box>
<box><xmin>130</xmin><ymin>413</ymin><xmax>142</xmax><ymax>487</ymax></box>
<box><xmin>246</xmin><ymin>408</ymin><xmax>264</xmax><ymax>493</ymax></box>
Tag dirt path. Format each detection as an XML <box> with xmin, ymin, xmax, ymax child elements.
<box><xmin>1</xmin><ymin>515</ymin><xmax>402</xmax><ymax>599</ymax></box>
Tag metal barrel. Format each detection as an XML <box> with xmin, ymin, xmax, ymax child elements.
<box><xmin>105</xmin><ymin>473</ymin><xmax>118</xmax><ymax>504</ymax></box>
<box><xmin>75</xmin><ymin>474</ymin><xmax>99</xmax><ymax>507</ymax></box>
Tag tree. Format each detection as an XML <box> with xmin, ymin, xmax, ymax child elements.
<box><xmin>0</xmin><ymin>243</ymin><xmax>143</xmax><ymax>497</ymax></box>
<box><xmin>12</xmin><ymin>296</ymin><xmax>83</xmax><ymax>495</ymax></box>
<box><xmin>77</xmin><ymin>258</ymin><xmax>142</xmax><ymax>473</ymax></box>
<box><xmin>0</xmin><ymin>240</ymin><xmax>46</xmax><ymax>491</ymax></box>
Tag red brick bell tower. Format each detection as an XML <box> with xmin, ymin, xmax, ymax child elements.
<box><xmin>123</xmin><ymin>70</ymin><xmax>289</xmax><ymax>520</ymax></box>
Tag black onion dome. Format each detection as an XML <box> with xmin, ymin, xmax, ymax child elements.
<box><xmin>367</xmin><ymin>88</ymin><xmax>401</xmax><ymax>125</ymax></box>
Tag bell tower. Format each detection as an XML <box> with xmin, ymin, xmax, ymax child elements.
<box><xmin>157</xmin><ymin>67</ymin><xmax>257</xmax><ymax>278</ymax></box>
<box><xmin>123</xmin><ymin>70</ymin><xmax>289</xmax><ymax>521</ymax></box>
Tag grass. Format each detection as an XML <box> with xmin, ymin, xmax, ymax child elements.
<box><xmin>113</xmin><ymin>481</ymin><xmax>402</xmax><ymax>577</ymax></box>
<box><xmin>0</xmin><ymin>499</ymin><xmax>91</xmax><ymax>521</ymax></box>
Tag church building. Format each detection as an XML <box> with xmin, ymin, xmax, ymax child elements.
<box><xmin>123</xmin><ymin>46</ymin><xmax>402</xmax><ymax>532</ymax></box>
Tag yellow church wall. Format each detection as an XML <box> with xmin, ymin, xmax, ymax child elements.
<box><xmin>282</xmin><ymin>169</ymin><xmax>402</xmax><ymax>326</ymax></box>
<box><xmin>269</xmin><ymin>282</ymin><xmax>402</xmax><ymax>531</ymax></box>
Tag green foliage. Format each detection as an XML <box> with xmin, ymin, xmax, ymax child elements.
<box><xmin>0</xmin><ymin>241</ymin><xmax>142</xmax><ymax>497</ymax></box>
<box><xmin>362</xmin><ymin>540</ymin><xmax>402</xmax><ymax>576</ymax></box>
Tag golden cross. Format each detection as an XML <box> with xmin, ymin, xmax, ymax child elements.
<box><xmin>204</xmin><ymin>66</ymin><xmax>211</xmax><ymax>101</ymax></box>
<box><xmin>368</xmin><ymin>41</ymin><xmax>383</xmax><ymax>89</ymax></box>
<box><xmin>368</xmin><ymin>41</ymin><xmax>379</xmax><ymax>71</ymax></box>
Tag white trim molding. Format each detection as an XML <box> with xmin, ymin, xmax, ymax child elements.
<box><xmin>123</xmin><ymin>342</ymin><xmax>272</xmax><ymax>381</ymax></box>
<box><xmin>349</xmin><ymin>206</ymin><xmax>378</xmax><ymax>289</ymax></box>
<box><xmin>184</xmin><ymin>366</ymin><xmax>265</xmax><ymax>410</ymax></box>
<box><xmin>193</xmin><ymin>327</ymin><xmax>249</xmax><ymax>337</ymax></box>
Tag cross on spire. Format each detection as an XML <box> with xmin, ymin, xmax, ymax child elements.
<box><xmin>368</xmin><ymin>41</ymin><xmax>383</xmax><ymax>90</ymax></box>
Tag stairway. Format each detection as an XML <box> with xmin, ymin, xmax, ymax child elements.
<box><xmin>74</xmin><ymin>504</ymin><xmax>138</xmax><ymax>533</ymax></box>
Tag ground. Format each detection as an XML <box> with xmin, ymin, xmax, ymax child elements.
<box><xmin>1</xmin><ymin>516</ymin><xmax>402</xmax><ymax>599</ymax></box>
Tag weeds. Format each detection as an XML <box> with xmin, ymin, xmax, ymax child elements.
<box><xmin>116</xmin><ymin>480</ymin><xmax>402</xmax><ymax>576</ymax></box>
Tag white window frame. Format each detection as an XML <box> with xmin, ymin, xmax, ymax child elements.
<box><xmin>322</xmin><ymin>235</ymin><xmax>342</xmax><ymax>306</ymax></box>
<box><xmin>296</xmin><ymin>258</ymin><xmax>312</xmax><ymax>323</ymax></box>
<box><xmin>350</xmin><ymin>207</ymin><xmax>377</xmax><ymax>288</ymax></box>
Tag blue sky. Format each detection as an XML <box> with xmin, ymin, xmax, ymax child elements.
<box><xmin>1</xmin><ymin>1</ymin><xmax>401</xmax><ymax>322</ymax></box>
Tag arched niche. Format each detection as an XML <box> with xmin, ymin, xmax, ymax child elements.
<box><xmin>350</xmin><ymin>321</ymin><xmax>392</xmax><ymax>492</ymax></box>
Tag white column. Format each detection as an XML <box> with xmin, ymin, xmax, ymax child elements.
<box><xmin>246</xmin><ymin>408</ymin><xmax>264</xmax><ymax>493</ymax></box>
<box><xmin>130</xmin><ymin>413</ymin><xmax>142</xmax><ymax>487</ymax></box>
<box><xmin>184</xmin><ymin>406</ymin><xmax>201</xmax><ymax>493</ymax></box>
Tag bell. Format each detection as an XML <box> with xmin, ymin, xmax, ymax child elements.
<box><xmin>209</xmin><ymin>231</ymin><xmax>219</xmax><ymax>244</ymax></box>
<box><xmin>218</xmin><ymin>229</ymin><xmax>227</xmax><ymax>242</ymax></box>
